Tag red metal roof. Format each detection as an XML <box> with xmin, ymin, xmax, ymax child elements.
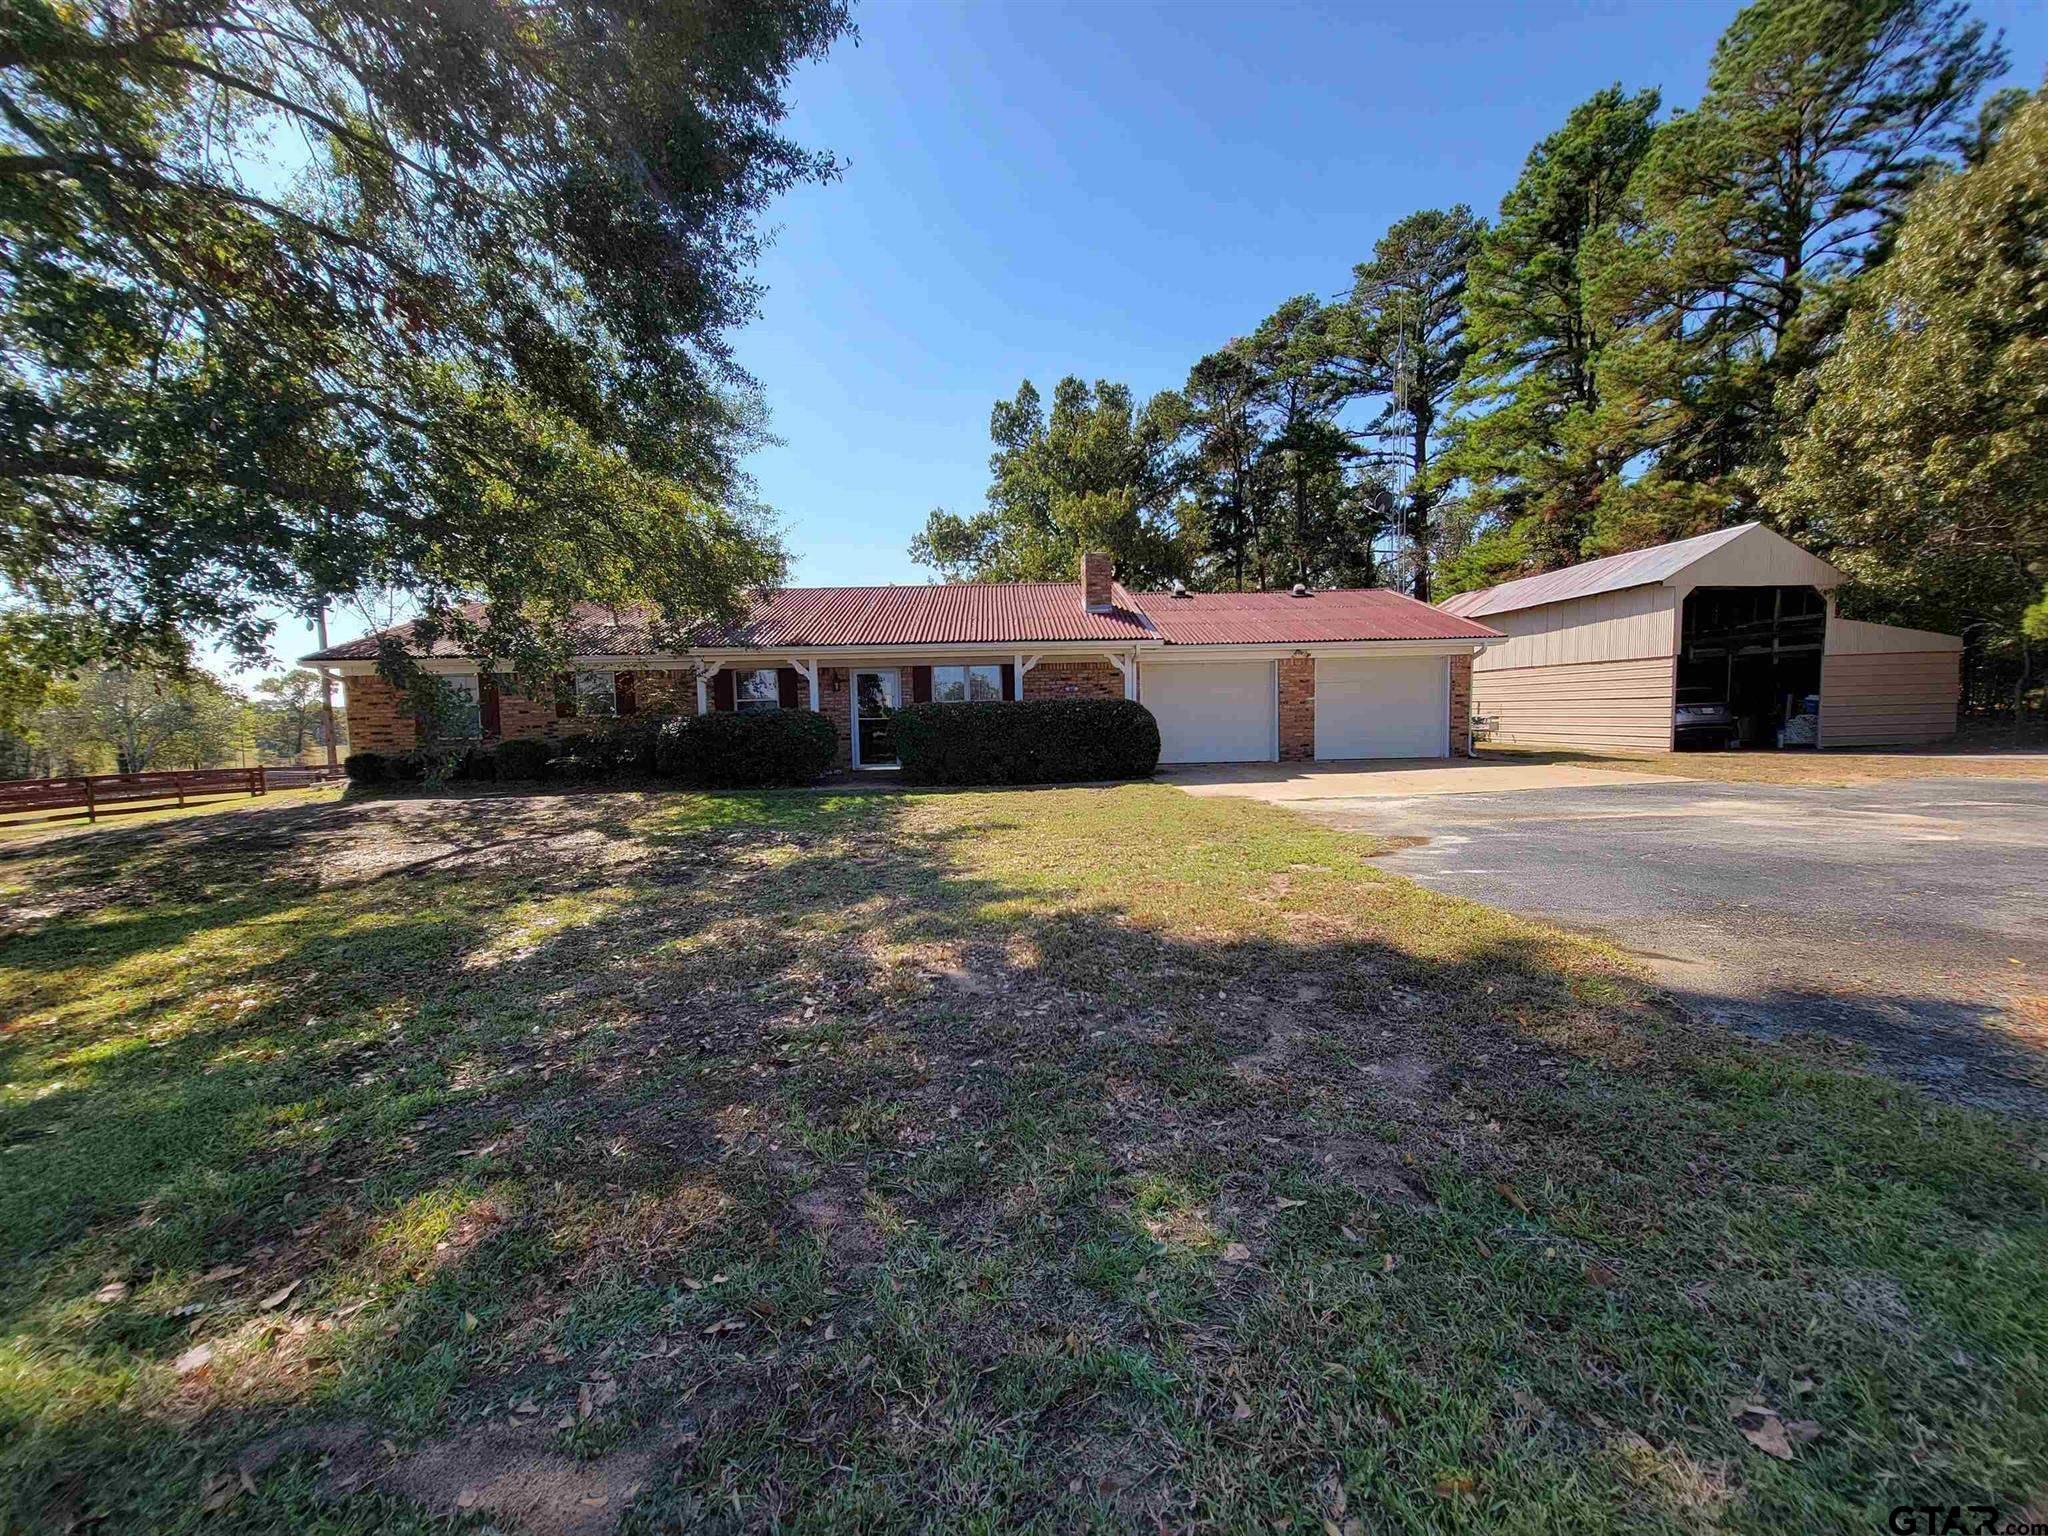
<box><xmin>1135</xmin><ymin>588</ymin><xmax>1501</xmax><ymax>645</ymax></box>
<box><xmin>691</xmin><ymin>582</ymin><xmax>1156</xmax><ymax>647</ymax></box>
<box><xmin>302</xmin><ymin>601</ymin><xmax>663</xmax><ymax>661</ymax></box>
<box><xmin>305</xmin><ymin>582</ymin><xmax>1500</xmax><ymax>662</ymax></box>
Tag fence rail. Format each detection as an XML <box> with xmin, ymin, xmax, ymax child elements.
<box><xmin>0</xmin><ymin>765</ymin><xmax>343</xmax><ymax>828</ymax></box>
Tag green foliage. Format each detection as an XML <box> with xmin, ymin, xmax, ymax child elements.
<box><xmin>492</xmin><ymin>738</ymin><xmax>555</xmax><ymax>783</ymax></box>
<box><xmin>1583</xmin><ymin>0</ymin><xmax>2005</xmax><ymax>544</ymax></box>
<box><xmin>343</xmin><ymin>751</ymin><xmax>389</xmax><ymax>786</ymax></box>
<box><xmin>1450</xmin><ymin>87</ymin><xmax>1660</xmax><ymax>573</ymax></box>
<box><xmin>894</xmin><ymin>699</ymin><xmax>1161</xmax><ymax>786</ymax></box>
<box><xmin>1433</xmin><ymin>518</ymin><xmax>1541</xmax><ymax>601</ymax></box>
<box><xmin>14</xmin><ymin>662</ymin><xmax>252</xmax><ymax>774</ymax></box>
<box><xmin>1769</xmin><ymin>87</ymin><xmax>2048</xmax><ymax>706</ymax></box>
<box><xmin>912</xmin><ymin>379</ymin><xmax>1192</xmax><ymax>589</ymax></box>
<box><xmin>0</xmin><ymin>0</ymin><xmax>853</xmax><ymax>678</ymax></box>
<box><xmin>544</xmin><ymin>718</ymin><xmax>663</xmax><ymax>783</ymax></box>
<box><xmin>655</xmin><ymin>710</ymin><xmax>836</xmax><ymax>788</ymax></box>
<box><xmin>1329</xmin><ymin>207</ymin><xmax>1486</xmax><ymax>600</ymax></box>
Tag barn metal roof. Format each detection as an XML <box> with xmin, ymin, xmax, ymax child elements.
<box><xmin>1436</xmin><ymin>523</ymin><xmax>1763</xmax><ymax>619</ymax></box>
<box><xmin>1135</xmin><ymin>588</ymin><xmax>1501</xmax><ymax>645</ymax></box>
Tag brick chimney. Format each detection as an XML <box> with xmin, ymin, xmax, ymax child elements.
<box><xmin>1081</xmin><ymin>550</ymin><xmax>1115</xmax><ymax>613</ymax></box>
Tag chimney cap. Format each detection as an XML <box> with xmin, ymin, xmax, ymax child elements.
<box><xmin>1291</xmin><ymin>582</ymin><xmax>1311</xmax><ymax>597</ymax></box>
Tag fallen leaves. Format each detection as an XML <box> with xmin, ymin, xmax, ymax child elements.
<box><xmin>173</xmin><ymin>1342</ymin><xmax>213</xmax><ymax>1375</ymax></box>
<box><xmin>93</xmin><ymin>1280</ymin><xmax>129</xmax><ymax>1304</ymax></box>
<box><xmin>1494</xmin><ymin>1182</ymin><xmax>1529</xmax><ymax>1214</ymax></box>
<box><xmin>1220</xmin><ymin>1242</ymin><xmax>1252</xmax><ymax>1263</ymax></box>
<box><xmin>576</xmin><ymin>1375</ymin><xmax>619</xmax><ymax>1421</ymax></box>
<box><xmin>259</xmin><ymin>1279</ymin><xmax>299</xmax><ymax>1311</ymax></box>
<box><xmin>1727</xmin><ymin>1399</ymin><xmax>1822</xmax><ymax>1460</ymax></box>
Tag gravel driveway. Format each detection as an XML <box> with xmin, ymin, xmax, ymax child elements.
<box><xmin>1282</xmin><ymin>775</ymin><xmax>2048</xmax><ymax>1114</ymax></box>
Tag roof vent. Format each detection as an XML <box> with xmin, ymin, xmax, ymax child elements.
<box><xmin>1291</xmin><ymin>582</ymin><xmax>1311</xmax><ymax>597</ymax></box>
<box><xmin>1170</xmin><ymin>579</ymin><xmax>1191</xmax><ymax>599</ymax></box>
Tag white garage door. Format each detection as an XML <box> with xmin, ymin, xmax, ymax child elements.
<box><xmin>1315</xmin><ymin>656</ymin><xmax>1448</xmax><ymax>759</ymax></box>
<box><xmin>1140</xmin><ymin>660</ymin><xmax>1275</xmax><ymax>764</ymax></box>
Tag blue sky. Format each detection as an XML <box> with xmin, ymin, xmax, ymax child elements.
<box><xmin>261</xmin><ymin>0</ymin><xmax>2043</xmax><ymax>673</ymax></box>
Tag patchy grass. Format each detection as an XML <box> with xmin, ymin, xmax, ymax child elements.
<box><xmin>0</xmin><ymin>783</ymin><xmax>2043</xmax><ymax>1533</ymax></box>
<box><xmin>0</xmin><ymin>782</ymin><xmax>345</xmax><ymax>844</ymax></box>
<box><xmin>1481</xmin><ymin>743</ymin><xmax>2048</xmax><ymax>787</ymax></box>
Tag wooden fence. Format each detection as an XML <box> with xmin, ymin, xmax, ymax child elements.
<box><xmin>0</xmin><ymin>765</ymin><xmax>342</xmax><ymax>828</ymax></box>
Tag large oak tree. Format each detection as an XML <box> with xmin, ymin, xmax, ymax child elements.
<box><xmin>1</xmin><ymin>0</ymin><xmax>852</xmax><ymax>691</ymax></box>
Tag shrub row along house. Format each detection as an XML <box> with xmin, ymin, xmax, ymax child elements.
<box><xmin>305</xmin><ymin>554</ymin><xmax>1503</xmax><ymax>769</ymax></box>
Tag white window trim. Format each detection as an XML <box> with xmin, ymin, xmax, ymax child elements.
<box><xmin>438</xmin><ymin>671</ymin><xmax>484</xmax><ymax>740</ymax></box>
<box><xmin>573</xmin><ymin>669</ymin><xmax>617</xmax><ymax>716</ymax></box>
<box><xmin>734</xmin><ymin>666</ymin><xmax>781</xmax><ymax>712</ymax></box>
<box><xmin>931</xmin><ymin>663</ymin><xmax>1004</xmax><ymax>703</ymax></box>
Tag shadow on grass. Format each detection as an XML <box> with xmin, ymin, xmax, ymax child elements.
<box><xmin>0</xmin><ymin>784</ymin><xmax>2043</xmax><ymax>1534</ymax></box>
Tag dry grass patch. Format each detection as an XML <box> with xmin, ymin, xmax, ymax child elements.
<box><xmin>0</xmin><ymin>783</ymin><xmax>2042</xmax><ymax>1533</ymax></box>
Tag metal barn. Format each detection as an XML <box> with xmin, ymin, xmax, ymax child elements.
<box><xmin>1435</xmin><ymin>524</ymin><xmax>1962</xmax><ymax>752</ymax></box>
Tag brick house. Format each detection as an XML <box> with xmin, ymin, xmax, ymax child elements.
<box><xmin>305</xmin><ymin>553</ymin><xmax>1502</xmax><ymax>769</ymax></box>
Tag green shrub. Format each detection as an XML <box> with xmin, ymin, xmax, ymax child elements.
<box><xmin>655</xmin><ymin>709</ymin><xmax>836</xmax><ymax>787</ymax></box>
<box><xmin>454</xmin><ymin>744</ymin><xmax>498</xmax><ymax>782</ymax></box>
<box><xmin>894</xmin><ymin>699</ymin><xmax>1160</xmax><ymax>785</ymax></box>
<box><xmin>493</xmin><ymin>737</ymin><xmax>554</xmax><ymax>781</ymax></box>
<box><xmin>386</xmin><ymin>751</ymin><xmax>428</xmax><ymax>784</ymax></box>
<box><xmin>584</xmin><ymin>717</ymin><xmax>664</xmax><ymax>777</ymax></box>
<box><xmin>343</xmin><ymin>751</ymin><xmax>388</xmax><ymax>785</ymax></box>
<box><xmin>546</xmin><ymin>751</ymin><xmax>607</xmax><ymax>784</ymax></box>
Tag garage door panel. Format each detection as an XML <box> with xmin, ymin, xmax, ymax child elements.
<box><xmin>1315</xmin><ymin>656</ymin><xmax>1447</xmax><ymax>759</ymax></box>
<box><xmin>1140</xmin><ymin>661</ymin><xmax>1274</xmax><ymax>764</ymax></box>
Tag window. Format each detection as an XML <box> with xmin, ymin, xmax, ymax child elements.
<box><xmin>932</xmin><ymin>664</ymin><xmax>1002</xmax><ymax>703</ymax></box>
<box><xmin>431</xmin><ymin>673</ymin><xmax>483</xmax><ymax>740</ymax></box>
<box><xmin>734</xmin><ymin>667</ymin><xmax>781</xmax><ymax>712</ymax></box>
<box><xmin>574</xmin><ymin>670</ymin><xmax>617</xmax><ymax>717</ymax></box>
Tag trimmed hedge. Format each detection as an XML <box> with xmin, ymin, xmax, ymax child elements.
<box><xmin>894</xmin><ymin>698</ymin><xmax>1160</xmax><ymax>785</ymax></box>
<box><xmin>492</xmin><ymin>737</ymin><xmax>554</xmax><ymax>781</ymax></box>
<box><xmin>656</xmin><ymin>709</ymin><xmax>836</xmax><ymax>787</ymax></box>
<box><xmin>343</xmin><ymin>751</ymin><xmax>389</xmax><ymax>785</ymax></box>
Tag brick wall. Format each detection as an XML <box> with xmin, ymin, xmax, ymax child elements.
<box><xmin>1449</xmin><ymin>654</ymin><xmax>1473</xmax><ymax>758</ymax></box>
<box><xmin>1021</xmin><ymin>659</ymin><xmax>1126</xmax><ymax>701</ymax></box>
<box><xmin>497</xmin><ymin>680</ymin><xmax>559</xmax><ymax>742</ymax></box>
<box><xmin>342</xmin><ymin>674</ymin><xmax>416</xmax><ymax>754</ymax></box>
<box><xmin>1278</xmin><ymin>655</ymin><xmax>1314</xmax><ymax>762</ymax></box>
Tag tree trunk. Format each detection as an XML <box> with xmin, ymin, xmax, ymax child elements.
<box><xmin>1408</xmin><ymin>415</ymin><xmax>1431</xmax><ymax>602</ymax></box>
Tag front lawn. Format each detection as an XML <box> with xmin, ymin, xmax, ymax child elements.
<box><xmin>2</xmin><ymin>784</ymin><xmax>2043</xmax><ymax>1533</ymax></box>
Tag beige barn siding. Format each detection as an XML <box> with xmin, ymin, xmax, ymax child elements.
<box><xmin>1825</xmin><ymin>616</ymin><xmax>1965</xmax><ymax>657</ymax></box>
<box><xmin>1674</xmin><ymin>531</ymin><xmax>1841</xmax><ymax>593</ymax></box>
<box><xmin>1472</xmin><ymin>657</ymin><xmax>1674</xmax><ymax>752</ymax></box>
<box><xmin>1821</xmin><ymin>652</ymin><xmax>1959</xmax><ymax>747</ymax></box>
<box><xmin>1473</xmin><ymin>586</ymin><xmax>1678</xmax><ymax>672</ymax></box>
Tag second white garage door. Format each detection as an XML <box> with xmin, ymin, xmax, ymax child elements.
<box><xmin>1315</xmin><ymin>656</ymin><xmax>1448</xmax><ymax>759</ymax></box>
<box><xmin>1140</xmin><ymin>660</ymin><xmax>1275</xmax><ymax>764</ymax></box>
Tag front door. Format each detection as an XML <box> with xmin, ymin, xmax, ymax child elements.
<box><xmin>853</xmin><ymin>669</ymin><xmax>901</xmax><ymax>767</ymax></box>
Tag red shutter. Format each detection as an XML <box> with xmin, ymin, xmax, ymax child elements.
<box><xmin>910</xmin><ymin>666</ymin><xmax>932</xmax><ymax>703</ymax></box>
<box><xmin>614</xmin><ymin>670</ymin><xmax>637</xmax><ymax>717</ymax></box>
<box><xmin>712</xmin><ymin>669</ymin><xmax>736</xmax><ymax>711</ymax></box>
<box><xmin>999</xmin><ymin>663</ymin><xmax>1016</xmax><ymax>702</ymax></box>
<box><xmin>480</xmin><ymin>674</ymin><xmax>502</xmax><ymax>738</ymax></box>
<box><xmin>555</xmin><ymin>673</ymin><xmax>575</xmax><ymax>719</ymax></box>
<box><xmin>777</xmin><ymin>667</ymin><xmax>801</xmax><ymax>709</ymax></box>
